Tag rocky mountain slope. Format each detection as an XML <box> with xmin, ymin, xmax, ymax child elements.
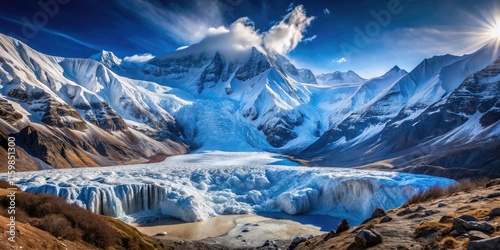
<box><xmin>300</xmin><ymin>41</ymin><xmax>500</xmax><ymax>178</ymax></box>
<box><xmin>0</xmin><ymin>33</ymin><xmax>187</xmax><ymax>170</ymax></box>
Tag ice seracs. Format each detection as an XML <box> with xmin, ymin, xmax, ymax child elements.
<box><xmin>11</xmin><ymin>152</ymin><xmax>455</xmax><ymax>224</ymax></box>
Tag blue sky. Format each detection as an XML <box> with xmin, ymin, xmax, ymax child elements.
<box><xmin>0</xmin><ymin>0</ymin><xmax>499</xmax><ymax>78</ymax></box>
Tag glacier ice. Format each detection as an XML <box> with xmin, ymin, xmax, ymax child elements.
<box><xmin>5</xmin><ymin>152</ymin><xmax>455</xmax><ymax>224</ymax></box>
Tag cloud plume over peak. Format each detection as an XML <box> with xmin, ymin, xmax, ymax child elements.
<box><xmin>263</xmin><ymin>5</ymin><xmax>316</xmax><ymax>54</ymax></box>
<box><xmin>179</xmin><ymin>5</ymin><xmax>315</xmax><ymax>58</ymax></box>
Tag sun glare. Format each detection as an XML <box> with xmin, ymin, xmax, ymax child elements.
<box><xmin>491</xmin><ymin>24</ymin><xmax>500</xmax><ymax>38</ymax></box>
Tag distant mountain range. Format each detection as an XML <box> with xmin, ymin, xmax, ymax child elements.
<box><xmin>0</xmin><ymin>33</ymin><xmax>498</xmax><ymax>177</ymax></box>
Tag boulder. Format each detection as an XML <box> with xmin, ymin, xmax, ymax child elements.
<box><xmin>467</xmin><ymin>236</ymin><xmax>500</xmax><ymax>250</ymax></box>
<box><xmin>354</xmin><ymin>229</ymin><xmax>382</xmax><ymax>247</ymax></box>
<box><xmin>454</xmin><ymin>217</ymin><xmax>495</xmax><ymax>233</ymax></box>
<box><xmin>416</xmin><ymin>205</ymin><xmax>426</xmax><ymax>211</ymax></box>
<box><xmin>336</xmin><ymin>219</ymin><xmax>350</xmax><ymax>234</ymax></box>
<box><xmin>438</xmin><ymin>202</ymin><xmax>448</xmax><ymax>207</ymax></box>
<box><xmin>464</xmin><ymin>221</ymin><xmax>495</xmax><ymax>234</ymax></box>
<box><xmin>323</xmin><ymin>230</ymin><xmax>336</xmax><ymax>241</ymax></box>
<box><xmin>154</xmin><ymin>231</ymin><xmax>168</xmax><ymax>236</ymax></box>
<box><xmin>397</xmin><ymin>208</ymin><xmax>415</xmax><ymax>216</ymax></box>
<box><xmin>425</xmin><ymin>210</ymin><xmax>439</xmax><ymax>216</ymax></box>
<box><xmin>485</xmin><ymin>179</ymin><xmax>500</xmax><ymax>188</ymax></box>
<box><xmin>289</xmin><ymin>236</ymin><xmax>307</xmax><ymax>249</ymax></box>
<box><xmin>488</xmin><ymin>207</ymin><xmax>500</xmax><ymax>217</ymax></box>
<box><xmin>380</xmin><ymin>216</ymin><xmax>393</xmax><ymax>223</ymax></box>
<box><xmin>486</xmin><ymin>193</ymin><xmax>500</xmax><ymax>199</ymax></box>
<box><xmin>408</xmin><ymin>213</ymin><xmax>425</xmax><ymax>219</ymax></box>
<box><xmin>459</xmin><ymin>215</ymin><xmax>478</xmax><ymax>222</ymax></box>
<box><xmin>453</xmin><ymin>218</ymin><xmax>467</xmax><ymax>230</ymax></box>
<box><xmin>361</xmin><ymin>208</ymin><xmax>387</xmax><ymax>224</ymax></box>
<box><xmin>469</xmin><ymin>230</ymin><xmax>490</xmax><ymax>241</ymax></box>
<box><xmin>262</xmin><ymin>240</ymin><xmax>276</xmax><ymax>247</ymax></box>
<box><xmin>371</xmin><ymin>208</ymin><xmax>387</xmax><ymax>218</ymax></box>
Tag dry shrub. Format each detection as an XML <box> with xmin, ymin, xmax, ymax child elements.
<box><xmin>406</xmin><ymin>178</ymin><xmax>489</xmax><ymax>205</ymax></box>
<box><xmin>34</xmin><ymin>214</ymin><xmax>81</xmax><ymax>241</ymax></box>
<box><xmin>407</xmin><ymin>186</ymin><xmax>446</xmax><ymax>205</ymax></box>
<box><xmin>461</xmin><ymin>238</ymin><xmax>471</xmax><ymax>249</ymax></box>
<box><xmin>459</xmin><ymin>208</ymin><xmax>490</xmax><ymax>219</ymax></box>
<box><xmin>440</xmin><ymin>236</ymin><xmax>459</xmax><ymax>249</ymax></box>
<box><xmin>0</xmin><ymin>192</ymin><xmax>120</xmax><ymax>249</ymax></box>
<box><xmin>415</xmin><ymin>221</ymin><xmax>452</xmax><ymax>236</ymax></box>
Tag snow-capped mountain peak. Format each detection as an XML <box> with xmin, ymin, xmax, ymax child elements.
<box><xmin>316</xmin><ymin>70</ymin><xmax>365</xmax><ymax>85</ymax></box>
<box><xmin>89</xmin><ymin>50</ymin><xmax>122</xmax><ymax>68</ymax></box>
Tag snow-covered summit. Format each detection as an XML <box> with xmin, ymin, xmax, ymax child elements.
<box><xmin>89</xmin><ymin>50</ymin><xmax>122</xmax><ymax>68</ymax></box>
<box><xmin>316</xmin><ymin>70</ymin><xmax>365</xmax><ymax>85</ymax></box>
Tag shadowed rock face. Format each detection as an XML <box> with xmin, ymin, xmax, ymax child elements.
<box><xmin>258</xmin><ymin>113</ymin><xmax>304</xmax><ymax>148</ymax></box>
<box><xmin>85</xmin><ymin>101</ymin><xmax>127</xmax><ymax>131</ymax></box>
<box><xmin>197</xmin><ymin>53</ymin><xmax>225</xmax><ymax>93</ymax></box>
<box><xmin>143</xmin><ymin>55</ymin><xmax>208</xmax><ymax>78</ymax></box>
<box><xmin>0</xmin><ymin>97</ymin><xmax>22</xmax><ymax>123</ymax></box>
<box><xmin>9</xmin><ymin>123</ymin><xmax>187</xmax><ymax>170</ymax></box>
<box><xmin>234</xmin><ymin>47</ymin><xmax>271</xmax><ymax>81</ymax></box>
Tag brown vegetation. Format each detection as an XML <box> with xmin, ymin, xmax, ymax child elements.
<box><xmin>440</xmin><ymin>236</ymin><xmax>459</xmax><ymax>249</ymax></box>
<box><xmin>0</xmin><ymin>185</ymin><xmax>158</xmax><ymax>250</ymax></box>
<box><xmin>406</xmin><ymin>178</ymin><xmax>489</xmax><ymax>205</ymax></box>
<box><xmin>415</xmin><ymin>221</ymin><xmax>452</xmax><ymax>236</ymax></box>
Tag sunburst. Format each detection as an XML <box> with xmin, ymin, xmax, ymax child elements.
<box><xmin>490</xmin><ymin>23</ymin><xmax>500</xmax><ymax>38</ymax></box>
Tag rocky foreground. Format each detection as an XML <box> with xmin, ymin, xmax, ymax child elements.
<box><xmin>3</xmin><ymin>179</ymin><xmax>500</xmax><ymax>250</ymax></box>
<box><xmin>292</xmin><ymin>179</ymin><xmax>500</xmax><ymax>250</ymax></box>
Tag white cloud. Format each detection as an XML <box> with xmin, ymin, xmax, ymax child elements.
<box><xmin>174</xmin><ymin>17</ymin><xmax>262</xmax><ymax>60</ymax></box>
<box><xmin>263</xmin><ymin>5</ymin><xmax>316</xmax><ymax>54</ymax></box>
<box><xmin>303</xmin><ymin>35</ymin><xmax>317</xmax><ymax>43</ymax></box>
<box><xmin>176</xmin><ymin>46</ymin><xmax>189</xmax><ymax>51</ymax></box>
<box><xmin>123</xmin><ymin>53</ymin><xmax>155</xmax><ymax>63</ymax></box>
<box><xmin>207</xmin><ymin>26</ymin><xmax>230</xmax><ymax>36</ymax></box>
<box><xmin>323</xmin><ymin>8</ymin><xmax>330</xmax><ymax>15</ymax></box>
<box><xmin>336</xmin><ymin>57</ymin><xmax>347</xmax><ymax>64</ymax></box>
<box><xmin>173</xmin><ymin>5</ymin><xmax>315</xmax><ymax>58</ymax></box>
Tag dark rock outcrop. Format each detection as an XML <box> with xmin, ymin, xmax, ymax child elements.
<box><xmin>467</xmin><ymin>236</ymin><xmax>500</xmax><ymax>250</ymax></box>
<box><xmin>234</xmin><ymin>47</ymin><xmax>270</xmax><ymax>81</ymax></box>
<box><xmin>336</xmin><ymin>219</ymin><xmax>350</xmax><ymax>234</ymax></box>
<box><xmin>354</xmin><ymin>229</ymin><xmax>382</xmax><ymax>247</ymax></box>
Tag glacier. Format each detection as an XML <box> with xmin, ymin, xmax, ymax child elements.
<box><xmin>5</xmin><ymin>151</ymin><xmax>455</xmax><ymax>224</ymax></box>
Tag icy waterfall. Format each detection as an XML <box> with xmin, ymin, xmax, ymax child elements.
<box><xmin>11</xmin><ymin>152</ymin><xmax>455</xmax><ymax>224</ymax></box>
